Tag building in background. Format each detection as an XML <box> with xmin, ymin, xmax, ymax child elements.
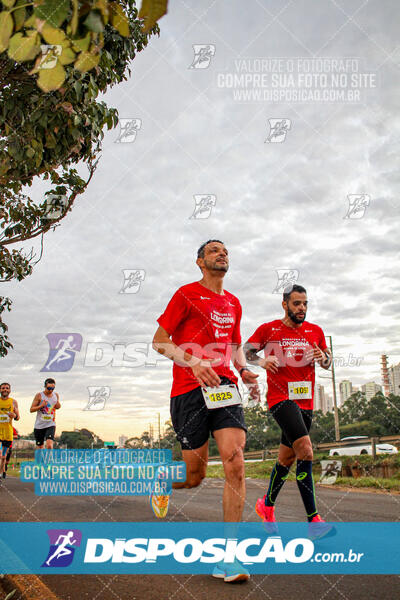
<box><xmin>315</xmin><ymin>384</ymin><xmax>327</xmax><ymax>413</ymax></box>
<box><xmin>381</xmin><ymin>354</ymin><xmax>390</xmax><ymax>396</ymax></box>
<box><xmin>325</xmin><ymin>393</ymin><xmax>333</xmax><ymax>412</ymax></box>
<box><xmin>388</xmin><ymin>362</ymin><xmax>400</xmax><ymax>396</ymax></box>
<box><xmin>339</xmin><ymin>380</ymin><xmax>353</xmax><ymax>406</ymax></box>
<box><xmin>361</xmin><ymin>381</ymin><xmax>383</xmax><ymax>401</ymax></box>
<box><xmin>118</xmin><ymin>435</ymin><xmax>128</xmax><ymax>447</ymax></box>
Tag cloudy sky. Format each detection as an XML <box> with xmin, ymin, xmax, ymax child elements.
<box><xmin>2</xmin><ymin>0</ymin><xmax>400</xmax><ymax>442</ymax></box>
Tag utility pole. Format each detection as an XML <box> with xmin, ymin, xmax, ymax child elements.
<box><xmin>327</xmin><ymin>335</ymin><xmax>340</xmax><ymax>442</ymax></box>
<box><xmin>158</xmin><ymin>413</ymin><xmax>161</xmax><ymax>449</ymax></box>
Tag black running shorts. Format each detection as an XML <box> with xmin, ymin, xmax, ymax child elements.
<box><xmin>34</xmin><ymin>426</ymin><xmax>56</xmax><ymax>446</ymax></box>
<box><xmin>269</xmin><ymin>400</ymin><xmax>313</xmax><ymax>448</ymax></box>
<box><xmin>170</xmin><ymin>377</ymin><xmax>247</xmax><ymax>450</ymax></box>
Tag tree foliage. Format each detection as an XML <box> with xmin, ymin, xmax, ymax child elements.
<box><xmin>0</xmin><ymin>0</ymin><xmax>160</xmax><ymax>356</ymax></box>
<box><xmin>59</xmin><ymin>427</ymin><xmax>104</xmax><ymax>448</ymax></box>
<box><xmin>0</xmin><ymin>0</ymin><xmax>167</xmax><ymax>90</ymax></box>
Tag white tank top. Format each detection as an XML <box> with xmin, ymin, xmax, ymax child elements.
<box><xmin>34</xmin><ymin>391</ymin><xmax>57</xmax><ymax>429</ymax></box>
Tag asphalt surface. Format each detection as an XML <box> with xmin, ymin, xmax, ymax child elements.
<box><xmin>1</xmin><ymin>476</ymin><xmax>399</xmax><ymax>600</ymax></box>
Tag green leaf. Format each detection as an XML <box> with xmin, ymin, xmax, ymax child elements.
<box><xmin>37</xmin><ymin>60</ymin><xmax>65</xmax><ymax>91</ymax></box>
<box><xmin>2</xmin><ymin>0</ymin><xmax>15</xmax><ymax>8</ymax></box>
<box><xmin>0</xmin><ymin>156</ymin><xmax>10</xmax><ymax>175</ymax></box>
<box><xmin>8</xmin><ymin>31</ymin><xmax>40</xmax><ymax>61</ymax></box>
<box><xmin>74</xmin><ymin>50</ymin><xmax>99</xmax><ymax>72</ymax></box>
<box><xmin>0</xmin><ymin>11</ymin><xmax>13</xmax><ymax>52</ymax></box>
<box><xmin>71</xmin><ymin>32</ymin><xmax>90</xmax><ymax>52</ymax></box>
<box><xmin>73</xmin><ymin>79</ymin><xmax>82</xmax><ymax>97</ymax></box>
<box><xmin>58</xmin><ymin>43</ymin><xmax>75</xmax><ymax>65</ymax></box>
<box><xmin>95</xmin><ymin>0</ymin><xmax>108</xmax><ymax>23</ymax></box>
<box><xmin>26</xmin><ymin>147</ymin><xmax>35</xmax><ymax>158</ymax></box>
<box><xmin>45</xmin><ymin>131</ymin><xmax>56</xmax><ymax>147</ymax></box>
<box><xmin>13</xmin><ymin>0</ymin><xmax>26</xmax><ymax>31</ymax></box>
<box><xmin>111</xmin><ymin>3</ymin><xmax>129</xmax><ymax>36</ymax></box>
<box><xmin>41</xmin><ymin>22</ymin><xmax>65</xmax><ymax>44</ymax></box>
<box><xmin>34</xmin><ymin>0</ymin><xmax>69</xmax><ymax>27</ymax></box>
<box><xmin>138</xmin><ymin>0</ymin><xmax>167</xmax><ymax>33</ymax></box>
<box><xmin>71</xmin><ymin>0</ymin><xmax>77</xmax><ymax>34</ymax></box>
<box><xmin>84</xmin><ymin>10</ymin><xmax>104</xmax><ymax>33</ymax></box>
<box><xmin>23</xmin><ymin>12</ymin><xmax>36</xmax><ymax>26</ymax></box>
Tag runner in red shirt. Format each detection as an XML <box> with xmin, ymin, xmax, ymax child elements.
<box><xmin>244</xmin><ymin>284</ymin><xmax>333</xmax><ymax>535</ymax></box>
<box><xmin>153</xmin><ymin>240</ymin><xmax>259</xmax><ymax>582</ymax></box>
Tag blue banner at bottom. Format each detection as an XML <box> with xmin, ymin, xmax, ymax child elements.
<box><xmin>0</xmin><ymin>522</ymin><xmax>398</xmax><ymax>575</ymax></box>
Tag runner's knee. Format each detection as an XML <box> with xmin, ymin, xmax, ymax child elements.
<box><xmin>294</xmin><ymin>438</ymin><xmax>313</xmax><ymax>460</ymax></box>
<box><xmin>278</xmin><ymin>445</ymin><xmax>296</xmax><ymax>467</ymax></box>
<box><xmin>223</xmin><ymin>446</ymin><xmax>245</xmax><ymax>481</ymax></box>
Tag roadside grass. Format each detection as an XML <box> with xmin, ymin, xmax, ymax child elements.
<box><xmin>2</xmin><ymin>458</ymin><xmax>32</xmax><ymax>478</ymax></box>
<box><xmin>335</xmin><ymin>477</ymin><xmax>400</xmax><ymax>491</ymax></box>
<box><xmin>206</xmin><ymin>453</ymin><xmax>400</xmax><ymax>490</ymax></box>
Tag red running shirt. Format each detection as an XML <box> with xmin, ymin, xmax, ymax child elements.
<box><xmin>157</xmin><ymin>282</ymin><xmax>242</xmax><ymax>397</ymax></box>
<box><xmin>246</xmin><ymin>319</ymin><xmax>328</xmax><ymax>409</ymax></box>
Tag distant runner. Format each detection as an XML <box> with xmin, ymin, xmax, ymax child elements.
<box><xmin>4</xmin><ymin>426</ymin><xmax>19</xmax><ymax>479</ymax></box>
<box><xmin>244</xmin><ymin>284</ymin><xmax>334</xmax><ymax>537</ymax></box>
<box><xmin>30</xmin><ymin>378</ymin><xmax>61</xmax><ymax>449</ymax></box>
<box><xmin>1</xmin><ymin>383</ymin><xmax>20</xmax><ymax>479</ymax></box>
<box><xmin>153</xmin><ymin>239</ymin><xmax>259</xmax><ymax>582</ymax></box>
<box><xmin>0</xmin><ymin>382</ymin><xmax>17</xmax><ymax>481</ymax></box>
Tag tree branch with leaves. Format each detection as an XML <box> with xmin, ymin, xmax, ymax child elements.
<box><xmin>0</xmin><ymin>0</ymin><xmax>168</xmax><ymax>356</ymax></box>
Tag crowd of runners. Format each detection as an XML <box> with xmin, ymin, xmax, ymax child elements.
<box><xmin>1</xmin><ymin>238</ymin><xmax>335</xmax><ymax>584</ymax></box>
<box><xmin>0</xmin><ymin>378</ymin><xmax>61</xmax><ymax>481</ymax></box>
<box><xmin>152</xmin><ymin>239</ymin><xmax>334</xmax><ymax>582</ymax></box>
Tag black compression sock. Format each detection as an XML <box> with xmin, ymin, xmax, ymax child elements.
<box><xmin>296</xmin><ymin>460</ymin><xmax>318</xmax><ymax>521</ymax></box>
<box><xmin>265</xmin><ymin>462</ymin><xmax>291</xmax><ymax>507</ymax></box>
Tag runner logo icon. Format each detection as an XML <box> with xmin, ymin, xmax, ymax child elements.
<box><xmin>42</xmin><ymin>529</ymin><xmax>82</xmax><ymax>567</ymax></box>
<box><xmin>41</xmin><ymin>333</ymin><xmax>82</xmax><ymax>372</ymax></box>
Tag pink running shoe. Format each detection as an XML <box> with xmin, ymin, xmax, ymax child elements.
<box><xmin>308</xmin><ymin>515</ymin><xmax>336</xmax><ymax>540</ymax></box>
<box><xmin>255</xmin><ymin>495</ymin><xmax>279</xmax><ymax>534</ymax></box>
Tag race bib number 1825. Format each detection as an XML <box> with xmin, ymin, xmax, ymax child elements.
<box><xmin>202</xmin><ymin>384</ymin><xmax>242</xmax><ymax>410</ymax></box>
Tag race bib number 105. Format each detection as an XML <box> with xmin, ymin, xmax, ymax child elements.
<box><xmin>202</xmin><ymin>384</ymin><xmax>242</xmax><ymax>410</ymax></box>
<box><xmin>288</xmin><ymin>381</ymin><xmax>312</xmax><ymax>400</ymax></box>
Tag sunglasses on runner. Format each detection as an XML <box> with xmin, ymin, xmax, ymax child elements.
<box><xmin>46</xmin><ymin>386</ymin><xmax>55</xmax><ymax>390</ymax></box>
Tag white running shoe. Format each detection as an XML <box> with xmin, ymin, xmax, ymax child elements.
<box><xmin>212</xmin><ymin>560</ymin><xmax>250</xmax><ymax>583</ymax></box>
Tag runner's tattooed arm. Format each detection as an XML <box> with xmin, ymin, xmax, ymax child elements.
<box><xmin>243</xmin><ymin>342</ymin><xmax>264</xmax><ymax>367</ymax></box>
<box><xmin>30</xmin><ymin>393</ymin><xmax>46</xmax><ymax>412</ymax></box>
<box><xmin>244</xmin><ymin>342</ymin><xmax>279</xmax><ymax>373</ymax></box>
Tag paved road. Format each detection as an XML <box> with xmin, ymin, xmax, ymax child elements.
<box><xmin>1</xmin><ymin>477</ymin><xmax>399</xmax><ymax>600</ymax></box>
